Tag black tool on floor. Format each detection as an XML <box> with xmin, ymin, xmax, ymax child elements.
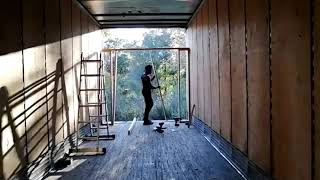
<box><xmin>154</xmin><ymin>122</ymin><xmax>166</xmax><ymax>133</ymax></box>
<box><xmin>53</xmin><ymin>154</ymin><xmax>71</xmax><ymax>170</ymax></box>
<box><xmin>173</xmin><ymin>117</ymin><xmax>181</xmax><ymax>126</ymax></box>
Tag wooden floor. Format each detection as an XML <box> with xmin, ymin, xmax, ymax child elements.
<box><xmin>45</xmin><ymin>121</ymin><xmax>243</xmax><ymax>180</ymax></box>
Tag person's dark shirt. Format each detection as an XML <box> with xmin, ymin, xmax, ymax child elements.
<box><xmin>141</xmin><ymin>74</ymin><xmax>156</xmax><ymax>94</ymax></box>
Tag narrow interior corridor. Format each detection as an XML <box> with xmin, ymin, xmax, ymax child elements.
<box><xmin>0</xmin><ymin>0</ymin><xmax>319</xmax><ymax>179</ymax></box>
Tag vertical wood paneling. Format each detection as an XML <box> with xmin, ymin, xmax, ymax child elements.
<box><xmin>23</xmin><ymin>0</ymin><xmax>48</xmax><ymax>162</ymax></box>
<box><xmin>45</xmin><ymin>0</ymin><xmax>61</xmax><ymax>74</ymax></box>
<box><xmin>191</xmin><ymin>21</ymin><xmax>197</xmax><ymax>117</ymax></box>
<box><xmin>229</xmin><ymin>0</ymin><xmax>247</xmax><ymax>153</ymax></box>
<box><xmin>61</xmin><ymin>0</ymin><xmax>73</xmax><ymax>70</ymax></box>
<box><xmin>217</xmin><ymin>0</ymin><xmax>231</xmax><ymax>141</ymax></box>
<box><xmin>81</xmin><ymin>12</ymin><xmax>89</xmax><ymax>58</ymax></box>
<box><xmin>61</xmin><ymin>0</ymin><xmax>74</xmax><ymax>137</ymax></box>
<box><xmin>314</xmin><ymin>0</ymin><xmax>320</xmax><ymax>179</ymax></box>
<box><xmin>197</xmin><ymin>11</ymin><xmax>205</xmax><ymax>121</ymax></box>
<box><xmin>0</xmin><ymin>0</ymin><xmax>22</xmax><ymax>56</ymax></box>
<box><xmin>202</xmin><ymin>0</ymin><xmax>212</xmax><ymax>126</ymax></box>
<box><xmin>271</xmin><ymin>0</ymin><xmax>311</xmax><ymax>179</ymax></box>
<box><xmin>188</xmin><ymin>24</ymin><xmax>194</xmax><ymax>118</ymax></box>
<box><xmin>45</xmin><ymin>0</ymin><xmax>61</xmax><ymax>149</ymax></box>
<box><xmin>208</xmin><ymin>0</ymin><xmax>220</xmax><ymax>132</ymax></box>
<box><xmin>246</xmin><ymin>0</ymin><xmax>271</xmax><ymax>172</ymax></box>
<box><xmin>188</xmin><ymin>0</ymin><xmax>312</xmax><ymax>178</ymax></box>
<box><xmin>0</xmin><ymin>0</ymin><xmax>100</xmax><ymax>178</ymax></box>
<box><xmin>72</xmin><ymin>1</ymin><xmax>81</xmax><ymax>132</ymax></box>
<box><xmin>200</xmin><ymin>8</ymin><xmax>205</xmax><ymax>122</ymax></box>
<box><xmin>0</xmin><ymin>1</ymin><xmax>25</xmax><ymax>178</ymax></box>
<box><xmin>194</xmin><ymin>14</ymin><xmax>199</xmax><ymax>117</ymax></box>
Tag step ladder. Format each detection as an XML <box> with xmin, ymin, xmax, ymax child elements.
<box><xmin>69</xmin><ymin>53</ymin><xmax>115</xmax><ymax>156</ymax></box>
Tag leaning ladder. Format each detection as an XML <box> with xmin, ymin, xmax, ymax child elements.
<box><xmin>70</xmin><ymin>53</ymin><xmax>115</xmax><ymax>156</ymax></box>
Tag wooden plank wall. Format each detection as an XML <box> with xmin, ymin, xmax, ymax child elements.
<box><xmin>0</xmin><ymin>1</ymin><xmax>25</xmax><ymax>177</ymax></box>
<box><xmin>194</xmin><ymin>15</ymin><xmax>199</xmax><ymax>117</ymax></box>
<box><xmin>315</xmin><ymin>0</ymin><xmax>320</xmax><ymax>179</ymax></box>
<box><xmin>0</xmin><ymin>0</ymin><xmax>101</xmax><ymax>178</ymax></box>
<box><xmin>246</xmin><ymin>0</ymin><xmax>271</xmax><ymax>172</ymax></box>
<box><xmin>202</xmin><ymin>0</ymin><xmax>212</xmax><ymax>127</ymax></box>
<box><xmin>188</xmin><ymin>0</ymin><xmax>312</xmax><ymax>179</ymax></box>
<box><xmin>217</xmin><ymin>0</ymin><xmax>231</xmax><ymax>142</ymax></box>
<box><xmin>197</xmin><ymin>10</ymin><xmax>205</xmax><ymax>121</ymax></box>
<box><xmin>208</xmin><ymin>0</ymin><xmax>220</xmax><ymax>133</ymax></box>
<box><xmin>229</xmin><ymin>0</ymin><xmax>247</xmax><ymax>153</ymax></box>
<box><xmin>270</xmin><ymin>0</ymin><xmax>311</xmax><ymax>179</ymax></box>
<box><xmin>23</xmin><ymin>0</ymin><xmax>48</xmax><ymax>164</ymax></box>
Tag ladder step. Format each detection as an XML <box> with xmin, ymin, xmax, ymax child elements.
<box><xmin>79</xmin><ymin>135</ymin><xmax>116</xmax><ymax>141</ymax></box>
<box><xmin>79</xmin><ymin>102</ymin><xmax>106</xmax><ymax>107</ymax></box>
<box><xmin>78</xmin><ymin>136</ymin><xmax>99</xmax><ymax>140</ymax></box>
<box><xmin>80</xmin><ymin>89</ymin><xmax>105</xmax><ymax>91</ymax></box>
<box><xmin>79</xmin><ymin>105</ymin><xmax>104</xmax><ymax>108</ymax></box>
<box><xmin>91</xmin><ymin>125</ymin><xmax>109</xmax><ymax>129</ymax></box>
<box><xmin>89</xmin><ymin>115</ymin><xmax>109</xmax><ymax>118</ymax></box>
<box><xmin>81</xmin><ymin>60</ymin><xmax>101</xmax><ymax>63</ymax></box>
<box><xmin>79</xmin><ymin>104</ymin><xmax>100</xmax><ymax>107</ymax></box>
<box><xmin>78</xmin><ymin>120</ymin><xmax>99</xmax><ymax>123</ymax></box>
<box><xmin>79</xmin><ymin>88</ymin><xmax>105</xmax><ymax>91</ymax></box>
<box><xmin>81</xmin><ymin>74</ymin><xmax>104</xmax><ymax>77</ymax></box>
<box><xmin>69</xmin><ymin>148</ymin><xmax>106</xmax><ymax>156</ymax></box>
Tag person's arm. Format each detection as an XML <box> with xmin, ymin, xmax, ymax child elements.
<box><xmin>146</xmin><ymin>76</ymin><xmax>159</xmax><ymax>89</ymax></box>
<box><xmin>148</xmin><ymin>80</ymin><xmax>157</xmax><ymax>89</ymax></box>
<box><xmin>148</xmin><ymin>74</ymin><xmax>155</xmax><ymax>81</ymax></box>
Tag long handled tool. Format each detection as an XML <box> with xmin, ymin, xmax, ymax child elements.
<box><xmin>149</xmin><ymin>51</ymin><xmax>167</xmax><ymax>120</ymax></box>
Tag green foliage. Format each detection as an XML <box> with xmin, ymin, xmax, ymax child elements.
<box><xmin>103</xmin><ymin>29</ymin><xmax>187</xmax><ymax>121</ymax></box>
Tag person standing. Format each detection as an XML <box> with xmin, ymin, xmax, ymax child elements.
<box><xmin>141</xmin><ymin>65</ymin><xmax>160</xmax><ymax>125</ymax></box>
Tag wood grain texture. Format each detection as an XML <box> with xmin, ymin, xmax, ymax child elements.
<box><xmin>194</xmin><ymin>15</ymin><xmax>200</xmax><ymax>118</ymax></box>
<box><xmin>197</xmin><ymin>10</ymin><xmax>205</xmax><ymax>121</ymax></box>
<box><xmin>45</xmin><ymin>121</ymin><xmax>243</xmax><ymax>180</ymax></box>
<box><xmin>0</xmin><ymin>0</ymin><xmax>22</xmax><ymax>55</ymax></box>
<box><xmin>61</xmin><ymin>0</ymin><xmax>73</xmax><ymax>70</ymax></box>
<box><xmin>0</xmin><ymin>0</ymin><xmax>23</xmax><ymax>92</ymax></box>
<box><xmin>72</xmin><ymin>0</ymin><xmax>82</xmax><ymax>132</ymax></box>
<box><xmin>187</xmin><ymin>25</ymin><xmax>194</xmax><ymax>118</ymax></box>
<box><xmin>246</xmin><ymin>0</ymin><xmax>271</xmax><ymax>172</ymax></box>
<box><xmin>0</xmin><ymin>0</ymin><xmax>100</xmax><ymax>178</ymax></box>
<box><xmin>191</xmin><ymin>21</ymin><xmax>198</xmax><ymax>118</ymax></box>
<box><xmin>61</xmin><ymin>0</ymin><xmax>74</xmax><ymax>137</ymax></box>
<box><xmin>229</xmin><ymin>0</ymin><xmax>247</xmax><ymax>153</ymax></box>
<box><xmin>81</xmin><ymin>12</ymin><xmax>89</xmax><ymax>58</ymax></box>
<box><xmin>45</xmin><ymin>0</ymin><xmax>61</xmax><ymax>74</ymax></box>
<box><xmin>45</xmin><ymin>0</ymin><xmax>64</xmax><ymax>147</ymax></box>
<box><xmin>208</xmin><ymin>0</ymin><xmax>220</xmax><ymax>133</ymax></box>
<box><xmin>314</xmin><ymin>0</ymin><xmax>320</xmax><ymax>179</ymax></box>
<box><xmin>202</xmin><ymin>0</ymin><xmax>212</xmax><ymax>127</ymax></box>
<box><xmin>187</xmin><ymin>26</ymin><xmax>191</xmax><ymax>112</ymax></box>
<box><xmin>270</xmin><ymin>0</ymin><xmax>311</xmax><ymax>179</ymax></box>
<box><xmin>0</xmin><ymin>1</ymin><xmax>25</xmax><ymax>179</ymax></box>
<box><xmin>23</xmin><ymin>0</ymin><xmax>49</xmax><ymax>162</ymax></box>
<box><xmin>217</xmin><ymin>0</ymin><xmax>231</xmax><ymax>142</ymax></box>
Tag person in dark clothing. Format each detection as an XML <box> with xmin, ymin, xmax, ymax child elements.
<box><xmin>141</xmin><ymin>65</ymin><xmax>160</xmax><ymax>125</ymax></box>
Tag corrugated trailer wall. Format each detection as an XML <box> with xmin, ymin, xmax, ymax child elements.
<box><xmin>0</xmin><ymin>0</ymin><xmax>102</xmax><ymax>179</ymax></box>
<box><xmin>187</xmin><ymin>0</ymin><xmax>312</xmax><ymax>179</ymax></box>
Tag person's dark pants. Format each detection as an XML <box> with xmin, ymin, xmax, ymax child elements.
<box><xmin>143</xmin><ymin>92</ymin><xmax>153</xmax><ymax>122</ymax></box>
